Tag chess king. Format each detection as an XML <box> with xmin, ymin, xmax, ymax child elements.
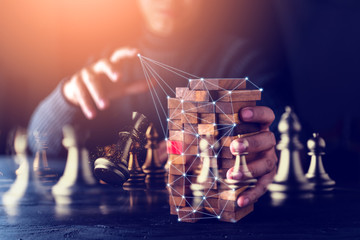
<box><xmin>28</xmin><ymin>0</ymin><xmax>277</xmax><ymax>209</ymax></box>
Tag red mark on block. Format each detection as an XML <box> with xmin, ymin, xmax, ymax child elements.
<box><xmin>167</xmin><ymin>140</ymin><xmax>183</xmax><ymax>155</ymax></box>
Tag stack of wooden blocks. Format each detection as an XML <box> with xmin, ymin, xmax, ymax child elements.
<box><xmin>166</xmin><ymin>78</ymin><xmax>261</xmax><ymax>223</ymax></box>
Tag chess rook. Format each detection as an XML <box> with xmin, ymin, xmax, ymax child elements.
<box><xmin>167</xmin><ymin>78</ymin><xmax>261</xmax><ymax>223</ymax></box>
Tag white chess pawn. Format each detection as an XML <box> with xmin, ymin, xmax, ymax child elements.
<box><xmin>2</xmin><ymin>128</ymin><xmax>44</xmax><ymax>216</ymax></box>
<box><xmin>52</xmin><ymin>125</ymin><xmax>99</xmax><ymax>205</ymax></box>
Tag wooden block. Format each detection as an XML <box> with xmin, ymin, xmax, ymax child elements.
<box><xmin>176</xmin><ymin>87</ymin><xmax>210</xmax><ymax>102</ymax></box>
<box><xmin>199</xmin><ymin>113</ymin><xmax>216</xmax><ymax>124</ymax></box>
<box><xmin>196</xmin><ymin>102</ymin><xmax>215</xmax><ymax>113</ymax></box>
<box><xmin>168</xmin><ymin>185</ymin><xmax>192</xmax><ymax>197</ymax></box>
<box><xmin>183</xmin><ymin>145</ymin><xmax>198</xmax><ymax>155</ymax></box>
<box><xmin>181</xmin><ymin>112</ymin><xmax>199</xmax><ymax>124</ymax></box>
<box><xmin>170</xmin><ymin>205</ymin><xmax>178</xmax><ymax>215</ymax></box>
<box><xmin>203</xmin><ymin>197</ymin><xmax>218</xmax><ymax>209</ymax></box>
<box><xmin>168</xmin><ymin>154</ymin><xmax>186</xmax><ymax>164</ymax></box>
<box><xmin>168</xmin><ymin>98</ymin><xmax>182</xmax><ymax>109</ymax></box>
<box><xmin>184</xmin><ymin>123</ymin><xmax>198</xmax><ymax>134</ymax></box>
<box><xmin>169</xmin><ymin>108</ymin><xmax>181</xmax><ymax>120</ymax></box>
<box><xmin>219</xmin><ymin>186</ymin><xmax>248</xmax><ymax>201</ymax></box>
<box><xmin>217</xmin><ymin>113</ymin><xmax>239</xmax><ymax>125</ymax></box>
<box><xmin>167</xmin><ymin>140</ymin><xmax>183</xmax><ymax>155</ymax></box>
<box><xmin>218</xmin><ymin>199</ymin><xmax>240</xmax><ymax>211</ymax></box>
<box><xmin>169</xmin><ymin>131</ymin><xmax>197</xmax><ymax>145</ymax></box>
<box><xmin>168</xmin><ymin>119</ymin><xmax>182</xmax><ymax>130</ymax></box>
<box><xmin>169</xmin><ymin>164</ymin><xmax>186</xmax><ymax>175</ymax></box>
<box><xmin>169</xmin><ymin>131</ymin><xmax>184</xmax><ymax>141</ymax></box>
<box><xmin>169</xmin><ymin>195</ymin><xmax>191</xmax><ymax>207</ymax></box>
<box><xmin>189</xmin><ymin>78</ymin><xmax>247</xmax><ymax>91</ymax></box>
<box><xmin>204</xmin><ymin>207</ymin><xmax>221</xmax><ymax>215</ymax></box>
<box><xmin>205</xmin><ymin>189</ymin><xmax>219</xmax><ymax>198</ymax></box>
<box><xmin>177</xmin><ymin>207</ymin><xmax>203</xmax><ymax>222</ymax></box>
<box><xmin>215</xmin><ymin>101</ymin><xmax>256</xmax><ymax>114</ymax></box>
<box><xmin>219</xmin><ymin>204</ymin><xmax>254</xmax><ymax>223</ymax></box>
<box><xmin>220</xmin><ymin>136</ymin><xmax>237</xmax><ymax>147</ymax></box>
<box><xmin>217</xmin><ymin>90</ymin><xmax>261</xmax><ymax>102</ymax></box>
<box><xmin>168</xmin><ymin>174</ymin><xmax>191</xmax><ymax>186</ymax></box>
<box><xmin>184</xmin><ymin>133</ymin><xmax>198</xmax><ymax>146</ymax></box>
<box><xmin>168</xmin><ymin>98</ymin><xmax>197</xmax><ymax>113</ymax></box>
<box><xmin>220</xmin><ymin>158</ymin><xmax>236</xmax><ymax>169</ymax></box>
<box><xmin>198</xmin><ymin>124</ymin><xmax>217</xmax><ymax>135</ymax></box>
<box><xmin>219</xmin><ymin>147</ymin><xmax>233</xmax><ymax>159</ymax></box>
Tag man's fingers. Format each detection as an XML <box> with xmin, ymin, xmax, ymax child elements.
<box><xmin>230</xmin><ymin>131</ymin><xmax>276</xmax><ymax>155</ymax></box>
<box><xmin>237</xmin><ymin>169</ymin><xmax>276</xmax><ymax>208</ymax></box>
<box><xmin>239</xmin><ymin>106</ymin><xmax>275</xmax><ymax>129</ymax></box>
<box><xmin>110</xmin><ymin>48</ymin><xmax>138</xmax><ymax>63</ymax></box>
<box><xmin>72</xmin><ymin>74</ymin><xmax>97</xmax><ymax>119</ymax></box>
<box><xmin>81</xmin><ymin>69</ymin><xmax>109</xmax><ymax>110</ymax></box>
<box><xmin>93</xmin><ymin>59</ymin><xmax>119</xmax><ymax>83</ymax></box>
<box><xmin>109</xmin><ymin>80</ymin><xmax>150</xmax><ymax>99</ymax></box>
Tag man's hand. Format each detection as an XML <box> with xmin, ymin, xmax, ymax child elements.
<box><xmin>63</xmin><ymin>47</ymin><xmax>149</xmax><ymax>119</ymax></box>
<box><xmin>226</xmin><ymin>106</ymin><xmax>277</xmax><ymax>208</ymax></box>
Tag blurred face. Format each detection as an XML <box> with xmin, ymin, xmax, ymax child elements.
<box><xmin>137</xmin><ymin>0</ymin><xmax>202</xmax><ymax>37</ymax></box>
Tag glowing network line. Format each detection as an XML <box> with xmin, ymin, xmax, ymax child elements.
<box><xmin>138</xmin><ymin>54</ymin><xmax>262</xmax><ymax>222</ymax></box>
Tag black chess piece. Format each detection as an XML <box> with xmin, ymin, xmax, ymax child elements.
<box><xmin>94</xmin><ymin>112</ymin><xmax>149</xmax><ymax>186</ymax></box>
<box><xmin>52</xmin><ymin>125</ymin><xmax>99</xmax><ymax>205</ymax></box>
<box><xmin>305</xmin><ymin>133</ymin><xmax>336</xmax><ymax>191</ymax></box>
<box><xmin>142</xmin><ymin>123</ymin><xmax>166</xmax><ymax>188</ymax></box>
<box><xmin>268</xmin><ymin>107</ymin><xmax>314</xmax><ymax>202</ymax></box>
<box><xmin>123</xmin><ymin>142</ymin><xmax>146</xmax><ymax>189</ymax></box>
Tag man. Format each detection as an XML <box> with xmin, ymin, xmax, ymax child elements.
<box><xmin>28</xmin><ymin>0</ymin><xmax>277</xmax><ymax>208</ymax></box>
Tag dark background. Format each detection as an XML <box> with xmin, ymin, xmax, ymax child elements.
<box><xmin>0</xmin><ymin>0</ymin><xmax>359</xmax><ymax>183</ymax></box>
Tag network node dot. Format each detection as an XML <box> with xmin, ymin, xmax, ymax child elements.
<box><xmin>259</xmin><ymin>88</ymin><xmax>264</xmax><ymax>92</ymax></box>
<box><xmin>167</xmin><ymin>96</ymin><xmax>170</xmax><ymax>99</ymax></box>
<box><xmin>213</xmin><ymin>123</ymin><xmax>216</xmax><ymax>126</ymax></box>
<box><xmin>181</xmin><ymin>152</ymin><xmax>184</xmax><ymax>156</ymax></box>
<box><xmin>182</xmin><ymin>195</ymin><xmax>185</xmax><ymax>199</ymax></box>
<box><xmin>212</xmin><ymin>101</ymin><xmax>216</xmax><ymax>105</ymax></box>
<box><xmin>196</xmin><ymin>134</ymin><xmax>199</xmax><ymax>137</ymax></box>
<box><xmin>181</xmin><ymin>99</ymin><xmax>184</xmax><ymax>103</ymax></box>
<box><xmin>183</xmin><ymin>173</ymin><xmax>186</xmax><ymax>177</ymax></box>
<box><xmin>233</xmin><ymin>123</ymin><xmax>236</xmax><ymax>127</ymax></box>
<box><xmin>228</xmin><ymin>91</ymin><xmax>232</xmax><ymax>94</ymax></box>
<box><xmin>193</xmin><ymin>210</ymin><xmax>196</xmax><ymax>213</ymax></box>
<box><xmin>178</xmin><ymin>218</ymin><xmax>181</xmax><ymax>222</ymax></box>
<box><xmin>165</xmin><ymin>138</ymin><xmax>168</xmax><ymax>141</ymax></box>
<box><xmin>202</xmin><ymin>196</ymin><xmax>206</xmax><ymax>200</ymax></box>
<box><xmin>181</xmin><ymin>130</ymin><xmax>184</xmax><ymax>133</ymax></box>
<box><xmin>245</xmin><ymin>77</ymin><xmax>249</xmax><ymax>80</ymax></box>
<box><xmin>181</xmin><ymin>110</ymin><xmax>184</xmax><ymax>113</ymax></box>
<box><xmin>232</xmin><ymin>188</ymin><xmax>236</xmax><ymax>192</ymax></box>
<box><xmin>188</xmin><ymin>79</ymin><xmax>192</xmax><ymax>82</ymax></box>
<box><xmin>137</xmin><ymin>53</ymin><xmax>141</xmax><ymax>57</ymax></box>
<box><xmin>214</xmin><ymin>155</ymin><xmax>218</xmax><ymax>158</ymax></box>
<box><xmin>176</xmin><ymin>208</ymin><xmax>179</xmax><ymax>212</ymax></box>
<box><xmin>167</xmin><ymin>183</ymin><xmax>170</xmax><ymax>187</ymax></box>
<box><xmin>197</xmin><ymin>154</ymin><xmax>200</xmax><ymax>157</ymax></box>
<box><xmin>215</xmin><ymin>177</ymin><xmax>218</xmax><ymax>181</ymax></box>
<box><xmin>201</xmin><ymin>78</ymin><xmax>204</xmax><ymax>81</ymax></box>
<box><xmin>217</xmin><ymin>216</ymin><xmax>221</xmax><ymax>219</ymax></box>
<box><xmin>210</xmin><ymin>145</ymin><xmax>214</xmax><ymax>149</ymax></box>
